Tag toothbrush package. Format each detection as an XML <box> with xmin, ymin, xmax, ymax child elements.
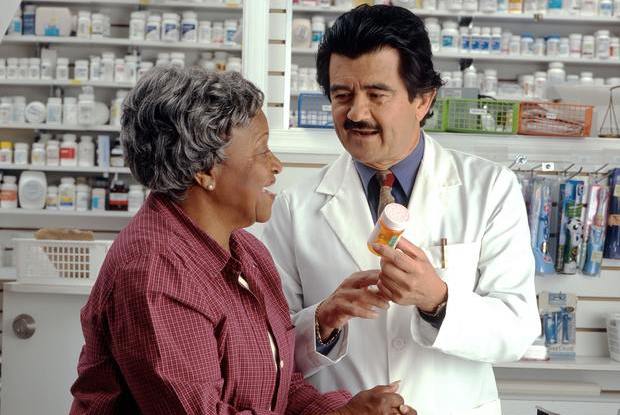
<box><xmin>582</xmin><ymin>184</ymin><xmax>610</xmax><ymax>276</ymax></box>
<box><xmin>556</xmin><ymin>180</ymin><xmax>585</xmax><ymax>274</ymax></box>
<box><xmin>538</xmin><ymin>291</ymin><xmax>577</xmax><ymax>360</ymax></box>
<box><xmin>604</xmin><ymin>168</ymin><xmax>620</xmax><ymax>259</ymax></box>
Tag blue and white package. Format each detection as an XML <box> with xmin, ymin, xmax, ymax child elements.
<box><xmin>604</xmin><ymin>168</ymin><xmax>620</xmax><ymax>259</ymax></box>
<box><xmin>538</xmin><ymin>291</ymin><xmax>577</xmax><ymax>360</ymax></box>
<box><xmin>582</xmin><ymin>184</ymin><xmax>610</xmax><ymax>276</ymax></box>
<box><xmin>560</xmin><ymin>180</ymin><xmax>585</xmax><ymax>274</ymax></box>
<box><xmin>529</xmin><ymin>179</ymin><xmax>555</xmax><ymax>275</ymax></box>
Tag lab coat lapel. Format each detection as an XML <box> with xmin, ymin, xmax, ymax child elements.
<box><xmin>317</xmin><ymin>153</ymin><xmax>377</xmax><ymax>271</ymax></box>
<box><xmin>405</xmin><ymin>133</ymin><xmax>461</xmax><ymax>247</ymax></box>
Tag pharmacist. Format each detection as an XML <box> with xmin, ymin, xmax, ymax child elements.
<box><xmin>262</xmin><ymin>5</ymin><xmax>541</xmax><ymax>415</ymax></box>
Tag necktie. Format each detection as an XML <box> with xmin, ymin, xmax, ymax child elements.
<box><xmin>376</xmin><ymin>170</ymin><xmax>395</xmax><ymax>218</ymax></box>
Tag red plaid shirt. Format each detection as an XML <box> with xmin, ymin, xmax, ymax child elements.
<box><xmin>70</xmin><ymin>193</ymin><xmax>350</xmax><ymax>414</ymax></box>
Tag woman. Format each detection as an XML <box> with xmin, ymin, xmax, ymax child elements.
<box><xmin>70</xmin><ymin>67</ymin><xmax>412</xmax><ymax>415</ymax></box>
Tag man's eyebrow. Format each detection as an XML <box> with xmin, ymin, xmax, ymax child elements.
<box><xmin>330</xmin><ymin>84</ymin><xmax>352</xmax><ymax>93</ymax></box>
<box><xmin>329</xmin><ymin>83</ymin><xmax>395</xmax><ymax>93</ymax></box>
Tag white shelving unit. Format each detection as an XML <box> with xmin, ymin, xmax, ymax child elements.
<box><xmin>0</xmin><ymin>123</ymin><xmax>121</xmax><ymax>132</ymax></box>
<box><xmin>26</xmin><ymin>0</ymin><xmax>242</xmax><ymax>10</ymax></box>
<box><xmin>2</xmin><ymin>35</ymin><xmax>242</xmax><ymax>51</ymax></box>
<box><xmin>0</xmin><ymin>164</ymin><xmax>130</xmax><ymax>174</ymax></box>
<box><xmin>494</xmin><ymin>356</ymin><xmax>620</xmax><ymax>371</ymax></box>
<box><xmin>0</xmin><ymin>79</ymin><xmax>135</xmax><ymax>88</ymax></box>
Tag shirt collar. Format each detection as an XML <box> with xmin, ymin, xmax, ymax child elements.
<box><xmin>353</xmin><ymin>131</ymin><xmax>425</xmax><ymax>198</ymax></box>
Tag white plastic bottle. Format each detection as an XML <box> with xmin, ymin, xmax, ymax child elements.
<box><xmin>182</xmin><ymin>11</ymin><xmax>198</xmax><ymax>42</ymax></box>
<box><xmin>425</xmin><ymin>18</ymin><xmax>441</xmax><ymax>52</ymax></box>
<box><xmin>534</xmin><ymin>71</ymin><xmax>547</xmax><ymax>99</ymax></box>
<box><xmin>463</xmin><ymin>0</ymin><xmax>478</xmax><ymax>10</ymax></box>
<box><xmin>89</xmin><ymin>56</ymin><xmax>102</xmax><ymax>81</ymax></box>
<box><xmin>12</xmin><ymin>96</ymin><xmax>26</xmax><ymax>123</ymax></box>
<box><xmin>449</xmin><ymin>0</ymin><xmax>463</xmax><ymax>10</ymax></box>
<box><xmin>7</xmin><ymin>58</ymin><xmax>18</xmax><ymax>79</ymax></box>
<box><xmin>18</xmin><ymin>58</ymin><xmax>29</xmax><ymax>79</ymax></box>
<box><xmin>459</xmin><ymin>26</ymin><xmax>470</xmax><ymax>52</ymax></box>
<box><xmin>78</xmin><ymin>91</ymin><xmax>95</xmax><ymax>126</ymax></box>
<box><xmin>56</xmin><ymin>58</ymin><xmax>70</xmax><ymax>80</ymax></box>
<box><xmin>46</xmin><ymin>185</ymin><xmax>58</xmax><ymax>209</ymax></box>
<box><xmin>596</xmin><ymin>30</ymin><xmax>610</xmax><ymax>60</ymax></box>
<box><xmin>129</xmin><ymin>11</ymin><xmax>146</xmax><ymax>41</ymax></box>
<box><xmin>162</xmin><ymin>13</ymin><xmax>180</xmax><ymax>42</ymax></box>
<box><xmin>480</xmin><ymin>0</ymin><xmax>499</xmax><ymax>11</ymax></box>
<box><xmin>471</xmin><ymin>27</ymin><xmax>482</xmax><ymax>53</ymax></box>
<box><xmin>125</xmin><ymin>55</ymin><xmax>138</xmax><ymax>83</ymax></box>
<box><xmin>74</xmin><ymin>59</ymin><xmax>89</xmax><ymax>81</ymax></box>
<box><xmin>212</xmin><ymin>21</ymin><xmax>224</xmax><ymax>43</ymax></box>
<box><xmin>78</xmin><ymin>135</ymin><xmax>95</xmax><ymax>167</ymax></box>
<box><xmin>60</xmin><ymin>134</ymin><xmax>78</xmax><ymax>166</ymax></box>
<box><xmin>31</xmin><ymin>142</ymin><xmax>46</xmax><ymax>166</ymax></box>
<box><xmin>46</xmin><ymin>97</ymin><xmax>63</xmax><ymax>125</ymax></box>
<box><xmin>0</xmin><ymin>176</ymin><xmax>18</xmax><ymax>209</ymax></box>
<box><xmin>40</xmin><ymin>58</ymin><xmax>53</xmax><ymax>80</ymax></box>
<box><xmin>463</xmin><ymin>65</ymin><xmax>478</xmax><ymax>88</ymax></box>
<box><xmin>491</xmin><ymin>27</ymin><xmax>502</xmax><ymax>54</ymax></box>
<box><xmin>311</xmin><ymin>16</ymin><xmax>325</xmax><ymax>49</ymax></box>
<box><xmin>101</xmin><ymin>52</ymin><xmax>115</xmax><ymax>81</ymax></box>
<box><xmin>145</xmin><ymin>14</ymin><xmax>161</xmax><ymax>41</ymax></box>
<box><xmin>0</xmin><ymin>58</ymin><xmax>7</xmax><ymax>79</ymax></box>
<box><xmin>76</xmin><ymin>184</ymin><xmax>90</xmax><ymax>211</ymax></box>
<box><xmin>14</xmin><ymin>143</ymin><xmax>29</xmax><ymax>165</ymax></box>
<box><xmin>547</xmin><ymin>62</ymin><xmax>566</xmax><ymax>85</ymax></box>
<box><xmin>58</xmin><ymin>177</ymin><xmax>76</xmax><ymax>210</ymax></box>
<box><xmin>441</xmin><ymin>21</ymin><xmax>459</xmax><ymax>51</ymax></box>
<box><xmin>46</xmin><ymin>140</ymin><xmax>60</xmax><ymax>166</ymax></box>
<box><xmin>77</xmin><ymin>11</ymin><xmax>91</xmax><ymax>38</ymax></box>
<box><xmin>224</xmin><ymin>19</ymin><xmax>238</xmax><ymax>45</ymax></box>
<box><xmin>580</xmin><ymin>71</ymin><xmax>594</xmax><ymax>85</ymax></box>
<box><xmin>28</xmin><ymin>58</ymin><xmax>40</xmax><ymax>80</ymax></box>
<box><xmin>482</xmin><ymin>69</ymin><xmax>498</xmax><ymax>96</ymax></box>
<box><xmin>63</xmin><ymin>97</ymin><xmax>78</xmax><ymax>125</ymax></box>
<box><xmin>198</xmin><ymin>21</ymin><xmax>212</xmax><ymax>44</ymax></box>
<box><xmin>582</xmin><ymin>35</ymin><xmax>595</xmax><ymax>59</ymax></box>
<box><xmin>91</xmin><ymin>13</ymin><xmax>105</xmax><ymax>38</ymax></box>
<box><xmin>8</xmin><ymin>8</ymin><xmax>22</xmax><ymax>36</ymax></box>
<box><xmin>480</xmin><ymin>27</ymin><xmax>491</xmax><ymax>53</ymax></box>
<box><xmin>128</xmin><ymin>184</ymin><xmax>145</xmax><ymax>212</ymax></box>
<box><xmin>598</xmin><ymin>0</ymin><xmax>613</xmax><ymax>15</ymax></box>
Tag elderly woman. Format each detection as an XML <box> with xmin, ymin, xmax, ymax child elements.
<box><xmin>69</xmin><ymin>67</ymin><xmax>412</xmax><ymax>415</ymax></box>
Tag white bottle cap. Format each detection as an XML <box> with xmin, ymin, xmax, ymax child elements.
<box><xmin>380</xmin><ymin>203</ymin><xmax>410</xmax><ymax>231</ymax></box>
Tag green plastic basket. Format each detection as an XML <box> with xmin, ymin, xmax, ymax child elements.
<box><xmin>446</xmin><ymin>98</ymin><xmax>520</xmax><ymax>134</ymax></box>
<box><xmin>424</xmin><ymin>98</ymin><xmax>448</xmax><ymax>132</ymax></box>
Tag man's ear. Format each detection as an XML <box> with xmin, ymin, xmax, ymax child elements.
<box><xmin>415</xmin><ymin>90</ymin><xmax>437</xmax><ymax>123</ymax></box>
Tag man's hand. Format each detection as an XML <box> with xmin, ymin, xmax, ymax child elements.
<box><xmin>332</xmin><ymin>382</ymin><xmax>416</xmax><ymax>415</ymax></box>
<box><xmin>372</xmin><ymin>238</ymin><xmax>448</xmax><ymax>313</ymax></box>
<box><xmin>316</xmin><ymin>270</ymin><xmax>390</xmax><ymax>340</ymax></box>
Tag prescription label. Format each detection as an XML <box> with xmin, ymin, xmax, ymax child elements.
<box><xmin>469</xmin><ymin>108</ymin><xmax>487</xmax><ymax>115</ymax></box>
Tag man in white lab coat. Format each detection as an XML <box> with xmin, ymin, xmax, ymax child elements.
<box><xmin>262</xmin><ymin>5</ymin><xmax>541</xmax><ymax>415</ymax></box>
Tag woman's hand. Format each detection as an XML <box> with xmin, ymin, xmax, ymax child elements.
<box><xmin>331</xmin><ymin>382</ymin><xmax>416</xmax><ymax>415</ymax></box>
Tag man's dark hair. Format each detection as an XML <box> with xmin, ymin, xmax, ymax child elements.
<box><xmin>316</xmin><ymin>4</ymin><xmax>443</xmax><ymax>125</ymax></box>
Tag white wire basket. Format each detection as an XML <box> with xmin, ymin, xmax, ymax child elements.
<box><xmin>608</xmin><ymin>313</ymin><xmax>620</xmax><ymax>362</ymax></box>
<box><xmin>14</xmin><ymin>238</ymin><xmax>113</xmax><ymax>285</ymax></box>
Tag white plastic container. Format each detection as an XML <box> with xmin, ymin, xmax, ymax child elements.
<box><xmin>569</xmin><ymin>33</ymin><xmax>582</xmax><ymax>57</ymax></box>
<box><xmin>76</xmin><ymin>184</ymin><xmax>90</xmax><ymax>211</ymax></box>
<box><xmin>212</xmin><ymin>21</ymin><xmax>224</xmax><ymax>44</ymax></box>
<box><xmin>599</xmin><ymin>0</ymin><xmax>613</xmax><ymax>15</ymax></box>
<box><xmin>101</xmin><ymin>52</ymin><xmax>115</xmax><ymax>81</ymax></box>
<box><xmin>91</xmin><ymin>187</ymin><xmax>106</xmax><ymax>211</ymax></box>
<box><xmin>162</xmin><ymin>13</ymin><xmax>180</xmax><ymax>42</ymax></box>
<box><xmin>225</xmin><ymin>19</ymin><xmax>238</xmax><ymax>45</ymax></box>
<box><xmin>128</xmin><ymin>184</ymin><xmax>145</xmax><ymax>212</ymax></box>
<box><xmin>129</xmin><ymin>11</ymin><xmax>146</xmax><ymax>40</ymax></box>
<box><xmin>145</xmin><ymin>14</ymin><xmax>162</xmax><ymax>41</ymax></box>
<box><xmin>534</xmin><ymin>71</ymin><xmax>547</xmax><ymax>99</ymax></box>
<box><xmin>46</xmin><ymin>97</ymin><xmax>63</xmax><ymax>125</ymax></box>
<box><xmin>607</xmin><ymin>313</ymin><xmax>620</xmax><ymax>362</ymax></box>
<box><xmin>77</xmin><ymin>11</ymin><xmax>91</xmax><ymax>38</ymax></box>
<box><xmin>89</xmin><ymin>56</ymin><xmax>102</xmax><ymax>81</ymax></box>
<box><xmin>463</xmin><ymin>65</ymin><xmax>478</xmax><ymax>88</ymax></box>
<box><xmin>25</xmin><ymin>101</ymin><xmax>47</xmax><ymax>124</ymax></box>
<box><xmin>491</xmin><ymin>27</ymin><xmax>502</xmax><ymax>54</ymax></box>
<box><xmin>74</xmin><ymin>59</ymin><xmax>89</xmax><ymax>81</ymax></box>
<box><xmin>114</xmin><ymin>58</ymin><xmax>125</xmax><ymax>83</ymax></box>
<box><xmin>0</xmin><ymin>176</ymin><xmax>18</xmax><ymax>209</ymax></box>
<box><xmin>0</xmin><ymin>58</ymin><xmax>7</xmax><ymax>79</ymax></box>
<box><xmin>459</xmin><ymin>26</ymin><xmax>470</xmax><ymax>52</ymax></box>
<box><xmin>138</xmin><ymin>61</ymin><xmax>154</xmax><ymax>79</ymax></box>
<box><xmin>181</xmin><ymin>11</ymin><xmax>198</xmax><ymax>42</ymax></box>
<box><xmin>582</xmin><ymin>35</ymin><xmax>595</xmax><ymax>59</ymax></box>
<box><xmin>31</xmin><ymin>142</ymin><xmax>46</xmax><ymax>166</ymax></box>
<box><xmin>533</xmin><ymin>38</ymin><xmax>545</xmax><ymax>55</ymax></box>
<box><xmin>226</xmin><ymin>57</ymin><xmax>242</xmax><ymax>73</ymax></box>
<box><xmin>40</xmin><ymin>58</ymin><xmax>53</xmax><ymax>80</ymax></box>
<box><xmin>18</xmin><ymin>58</ymin><xmax>29</xmax><ymax>79</ymax></box>
<box><xmin>110</xmin><ymin>90</ymin><xmax>128</xmax><ymax>126</ymax></box>
<box><xmin>14</xmin><ymin>142</ymin><xmax>29</xmax><ymax>165</ymax></box>
<box><xmin>60</xmin><ymin>134</ymin><xmax>78</xmax><ymax>166</ymax></box>
<box><xmin>198</xmin><ymin>21</ymin><xmax>212</xmax><ymax>44</ymax></box>
<box><xmin>311</xmin><ymin>16</ymin><xmax>325</xmax><ymax>49</ymax></box>
<box><xmin>28</xmin><ymin>57</ymin><xmax>41</xmax><ymax>80</ymax></box>
<box><xmin>56</xmin><ymin>58</ymin><xmax>69</xmax><ymax>80</ymax></box>
<box><xmin>546</xmin><ymin>36</ymin><xmax>560</xmax><ymax>56</ymax></box>
<box><xmin>58</xmin><ymin>176</ymin><xmax>76</xmax><ymax>210</ymax></box>
<box><xmin>46</xmin><ymin>185</ymin><xmax>58</xmax><ymax>209</ymax></box>
<box><xmin>170</xmin><ymin>52</ymin><xmax>185</xmax><ymax>68</ymax></box>
<box><xmin>521</xmin><ymin>33</ymin><xmax>534</xmax><ymax>55</ymax></box>
<box><xmin>46</xmin><ymin>140</ymin><xmax>60</xmax><ymax>166</ymax></box>
<box><xmin>63</xmin><ymin>97</ymin><xmax>78</xmax><ymax>125</ymax></box>
<box><xmin>463</xmin><ymin>0</ymin><xmax>478</xmax><ymax>11</ymax></box>
<box><xmin>547</xmin><ymin>62</ymin><xmax>566</xmax><ymax>85</ymax></box>
<box><xmin>580</xmin><ymin>71</ymin><xmax>594</xmax><ymax>85</ymax></box>
<box><xmin>611</xmin><ymin>37</ymin><xmax>620</xmax><ymax>59</ymax></box>
<box><xmin>7</xmin><ymin>58</ymin><xmax>19</xmax><ymax>79</ymax></box>
<box><xmin>78</xmin><ymin>135</ymin><xmax>95</xmax><ymax>167</ymax></box>
<box><xmin>125</xmin><ymin>55</ymin><xmax>138</xmax><ymax>83</ymax></box>
<box><xmin>441</xmin><ymin>21</ymin><xmax>459</xmax><ymax>51</ymax></box>
<box><xmin>425</xmin><ymin>18</ymin><xmax>441</xmax><ymax>52</ymax></box>
<box><xmin>0</xmin><ymin>141</ymin><xmax>12</xmax><ymax>164</ymax></box>
<box><xmin>522</xmin><ymin>74</ymin><xmax>535</xmax><ymax>97</ymax></box>
<box><xmin>91</xmin><ymin>13</ymin><xmax>105</xmax><ymax>37</ymax></box>
<box><xmin>480</xmin><ymin>27</ymin><xmax>491</xmax><ymax>53</ymax></box>
<box><xmin>596</xmin><ymin>30</ymin><xmax>610</xmax><ymax>60</ymax></box>
<box><xmin>12</xmin><ymin>96</ymin><xmax>26</xmax><ymax>123</ymax></box>
<box><xmin>0</xmin><ymin>98</ymin><xmax>13</xmax><ymax>124</ymax></box>
<box><xmin>559</xmin><ymin>37</ymin><xmax>570</xmax><ymax>56</ymax></box>
<box><xmin>18</xmin><ymin>171</ymin><xmax>47</xmax><ymax>210</ymax></box>
<box><xmin>482</xmin><ymin>69</ymin><xmax>498</xmax><ymax>97</ymax></box>
<box><xmin>471</xmin><ymin>27</ymin><xmax>482</xmax><ymax>53</ymax></box>
<box><xmin>8</xmin><ymin>8</ymin><xmax>22</xmax><ymax>36</ymax></box>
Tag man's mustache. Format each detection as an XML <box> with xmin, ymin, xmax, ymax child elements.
<box><xmin>344</xmin><ymin>118</ymin><xmax>381</xmax><ymax>132</ymax></box>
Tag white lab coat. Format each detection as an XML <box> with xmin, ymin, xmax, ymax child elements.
<box><xmin>261</xmin><ymin>133</ymin><xmax>541</xmax><ymax>415</ymax></box>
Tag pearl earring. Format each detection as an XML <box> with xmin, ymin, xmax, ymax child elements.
<box><xmin>207</xmin><ymin>184</ymin><xmax>215</xmax><ymax>191</ymax></box>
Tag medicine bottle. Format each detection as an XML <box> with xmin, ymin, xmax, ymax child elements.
<box><xmin>46</xmin><ymin>185</ymin><xmax>58</xmax><ymax>209</ymax></box>
<box><xmin>14</xmin><ymin>142</ymin><xmax>29</xmax><ymax>165</ymax></box>
<box><xmin>367</xmin><ymin>203</ymin><xmax>410</xmax><ymax>256</ymax></box>
<box><xmin>78</xmin><ymin>135</ymin><xmax>95</xmax><ymax>167</ymax></box>
<box><xmin>441</xmin><ymin>21</ymin><xmax>459</xmax><ymax>51</ymax></box>
<box><xmin>0</xmin><ymin>176</ymin><xmax>18</xmax><ymax>209</ymax></box>
<box><xmin>0</xmin><ymin>141</ymin><xmax>13</xmax><ymax>164</ymax></box>
<box><xmin>31</xmin><ymin>142</ymin><xmax>46</xmax><ymax>166</ymax></box>
<box><xmin>129</xmin><ymin>11</ymin><xmax>146</xmax><ymax>40</ymax></box>
<box><xmin>60</xmin><ymin>134</ymin><xmax>78</xmax><ymax>166</ymax></box>
<box><xmin>425</xmin><ymin>18</ymin><xmax>441</xmax><ymax>52</ymax></box>
<box><xmin>59</xmin><ymin>177</ymin><xmax>76</xmax><ymax>210</ymax></box>
<box><xmin>182</xmin><ymin>11</ymin><xmax>198</xmax><ymax>42</ymax></box>
<box><xmin>128</xmin><ymin>184</ymin><xmax>145</xmax><ymax>212</ymax></box>
<box><xmin>145</xmin><ymin>14</ymin><xmax>162</xmax><ymax>41</ymax></box>
<box><xmin>46</xmin><ymin>140</ymin><xmax>60</xmax><ymax>166</ymax></box>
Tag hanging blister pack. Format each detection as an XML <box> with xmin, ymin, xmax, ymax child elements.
<box><xmin>529</xmin><ymin>178</ymin><xmax>555</xmax><ymax>275</ymax></box>
<box><xmin>538</xmin><ymin>292</ymin><xmax>577</xmax><ymax>360</ymax></box>
<box><xmin>557</xmin><ymin>180</ymin><xmax>585</xmax><ymax>274</ymax></box>
<box><xmin>604</xmin><ymin>168</ymin><xmax>620</xmax><ymax>259</ymax></box>
<box><xmin>582</xmin><ymin>184</ymin><xmax>611</xmax><ymax>276</ymax></box>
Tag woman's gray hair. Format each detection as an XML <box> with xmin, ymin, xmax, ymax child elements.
<box><xmin>120</xmin><ymin>66</ymin><xmax>264</xmax><ymax>201</ymax></box>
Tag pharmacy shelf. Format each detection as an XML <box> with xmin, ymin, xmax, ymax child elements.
<box><xmin>0</xmin><ymin>267</ymin><xmax>17</xmax><ymax>281</ymax></box>
<box><xmin>292</xmin><ymin>4</ymin><xmax>350</xmax><ymax>14</ymax></box>
<box><xmin>0</xmin><ymin>164</ymin><xmax>131</xmax><ymax>174</ymax></box>
<box><xmin>291</xmin><ymin>47</ymin><xmax>620</xmax><ymax>66</ymax></box>
<box><xmin>0</xmin><ymin>208</ymin><xmax>133</xmax><ymax>218</ymax></box>
<box><xmin>2</xmin><ymin>36</ymin><xmax>242</xmax><ymax>52</ymax></box>
<box><xmin>0</xmin><ymin>79</ymin><xmax>135</xmax><ymax>89</ymax></box>
<box><xmin>0</xmin><ymin>207</ymin><xmax>133</xmax><ymax>232</ymax></box>
<box><xmin>0</xmin><ymin>123</ymin><xmax>120</xmax><ymax>132</ymax></box>
<box><xmin>402</xmin><ymin>9</ymin><xmax>620</xmax><ymax>24</ymax></box>
<box><xmin>493</xmin><ymin>356</ymin><xmax>620</xmax><ymax>372</ymax></box>
<box><xmin>20</xmin><ymin>0</ymin><xmax>242</xmax><ymax>11</ymax></box>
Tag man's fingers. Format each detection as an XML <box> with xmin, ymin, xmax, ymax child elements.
<box><xmin>396</xmin><ymin>237</ymin><xmax>428</xmax><ymax>261</ymax></box>
<box><xmin>377</xmin><ymin>279</ymin><xmax>395</xmax><ymax>300</ymax></box>
<box><xmin>346</xmin><ymin>270</ymin><xmax>381</xmax><ymax>288</ymax></box>
<box><xmin>399</xmin><ymin>404</ymin><xmax>416</xmax><ymax>415</ymax></box>
<box><xmin>379</xmin><ymin>262</ymin><xmax>411</xmax><ymax>291</ymax></box>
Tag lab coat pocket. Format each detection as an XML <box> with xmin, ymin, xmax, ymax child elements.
<box><xmin>422</xmin><ymin>242</ymin><xmax>481</xmax><ymax>291</ymax></box>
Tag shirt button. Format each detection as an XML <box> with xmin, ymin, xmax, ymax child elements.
<box><xmin>279</xmin><ymin>359</ymin><xmax>284</xmax><ymax>369</ymax></box>
<box><xmin>391</xmin><ymin>337</ymin><xmax>406</xmax><ymax>351</ymax></box>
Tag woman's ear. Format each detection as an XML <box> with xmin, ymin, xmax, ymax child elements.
<box><xmin>195</xmin><ymin>165</ymin><xmax>220</xmax><ymax>192</ymax></box>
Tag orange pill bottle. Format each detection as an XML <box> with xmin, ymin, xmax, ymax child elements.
<box><xmin>367</xmin><ymin>203</ymin><xmax>410</xmax><ymax>256</ymax></box>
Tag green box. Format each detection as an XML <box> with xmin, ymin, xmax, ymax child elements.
<box><xmin>424</xmin><ymin>98</ymin><xmax>448</xmax><ymax>132</ymax></box>
<box><xmin>445</xmin><ymin>98</ymin><xmax>520</xmax><ymax>134</ymax></box>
